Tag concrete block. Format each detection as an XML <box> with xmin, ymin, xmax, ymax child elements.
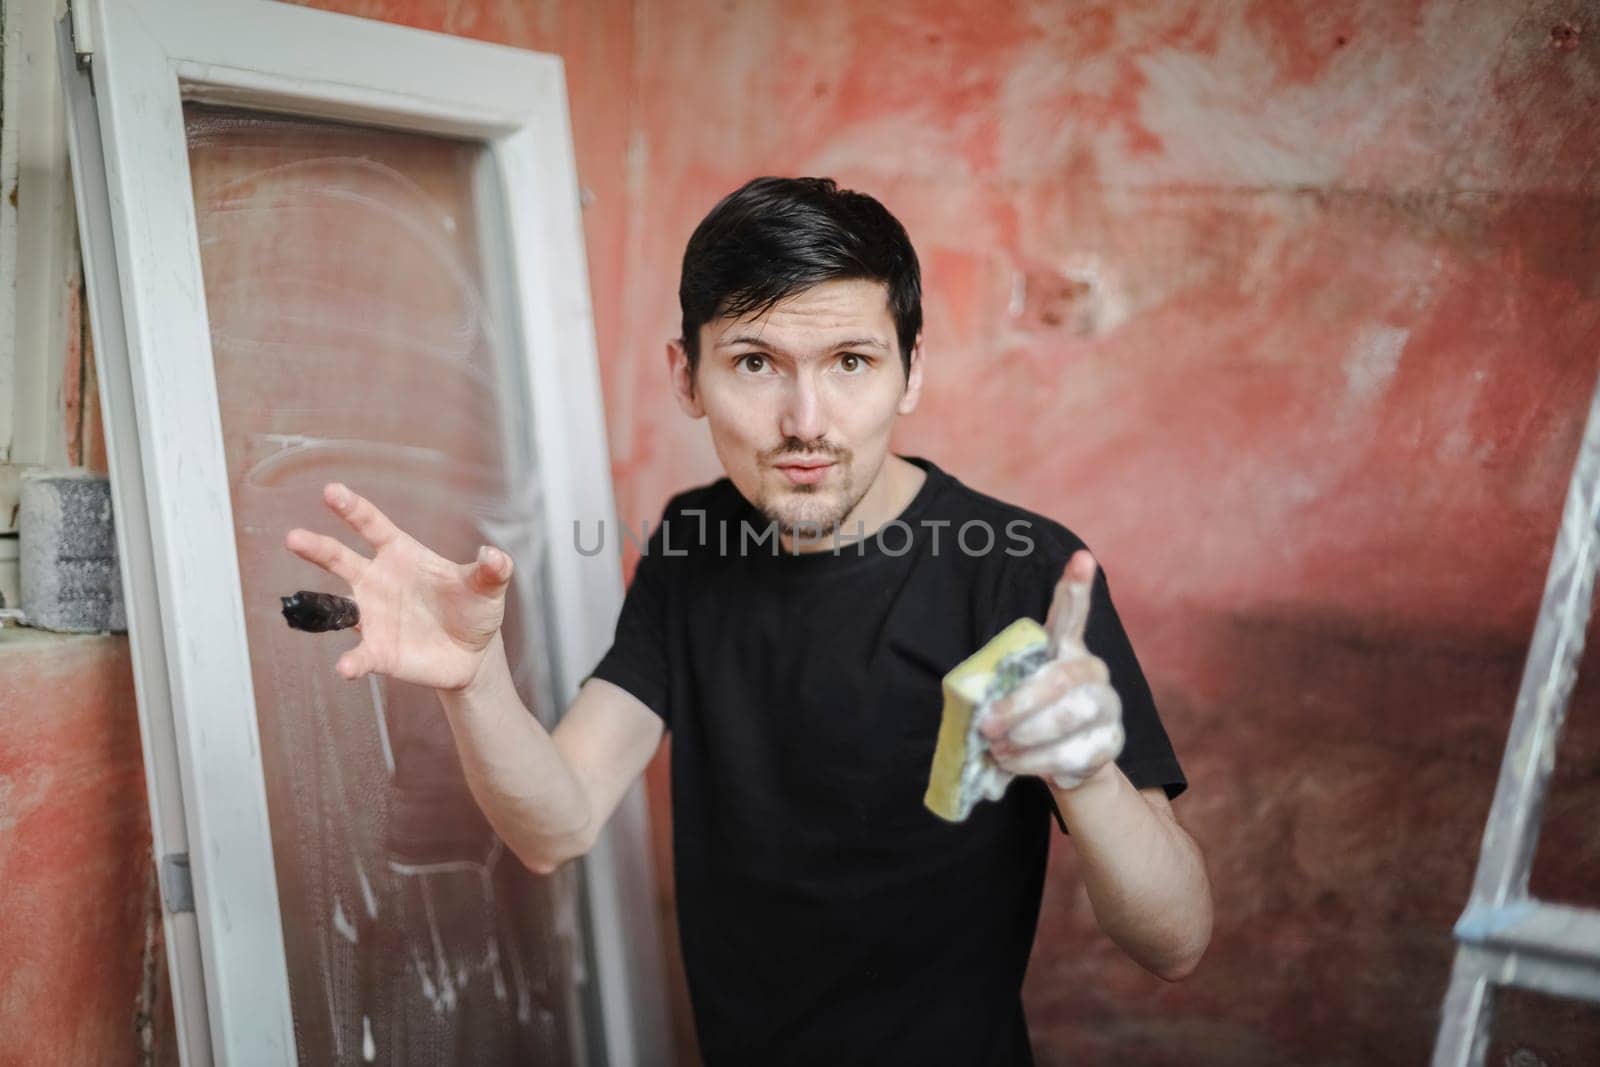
<box><xmin>19</xmin><ymin>469</ymin><xmax>126</xmax><ymax>633</ymax></box>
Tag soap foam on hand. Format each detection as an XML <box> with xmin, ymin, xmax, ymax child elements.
<box><xmin>924</xmin><ymin>617</ymin><xmax>1053</xmax><ymax>822</ymax></box>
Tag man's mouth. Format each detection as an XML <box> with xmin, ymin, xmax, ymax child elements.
<box><xmin>774</xmin><ymin>459</ymin><xmax>836</xmax><ymax>486</ymax></box>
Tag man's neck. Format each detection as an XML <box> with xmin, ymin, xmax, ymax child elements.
<box><xmin>779</xmin><ymin>453</ymin><xmax>928</xmax><ymax>553</ymax></box>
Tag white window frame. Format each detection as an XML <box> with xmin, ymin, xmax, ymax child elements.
<box><xmin>1</xmin><ymin>0</ymin><xmax>79</xmax><ymax>607</ymax></box>
<box><xmin>56</xmin><ymin>1</ymin><xmax>666</xmax><ymax>1062</ymax></box>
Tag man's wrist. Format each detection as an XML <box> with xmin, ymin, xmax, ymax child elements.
<box><xmin>443</xmin><ymin>629</ymin><xmax>509</xmax><ymax>706</ymax></box>
<box><xmin>1046</xmin><ymin>760</ymin><xmax>1123</xmax><ymax>815</ymax></box>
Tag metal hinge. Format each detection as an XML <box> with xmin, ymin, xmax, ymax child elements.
<box><xmin>67</xmin><ymin>0</ymin><xmax>93</xmax><ymax>63</ymax></box>
<box><xmin>160</xmin><ymin>853</ymin><xmax>194</xmax><ymax>914</ymax></box>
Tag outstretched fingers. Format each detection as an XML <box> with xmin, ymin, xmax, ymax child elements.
<box><xmin>284</xmin><ymin>527</ymin><xmax>369</xmax><ymax>586</ymax></box>
<box><xmin>466</xmin><ymin>545</ymin><xmax>514</xmax><ymax>596</ymax></box>
<box><xmin>325</xmin><ymin>482</ymin><xmax>402</xmax><ymax>551</ymax></box>
<box><xmin>336</xmin><ymin>643</ymin><xmax>376</xmax><ymax>681</ymax></box>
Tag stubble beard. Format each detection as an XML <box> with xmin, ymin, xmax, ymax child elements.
<box><xmin>758</xmin><ymin>466</ymin><xmax>866</xmax><ymax>542</ymax></box>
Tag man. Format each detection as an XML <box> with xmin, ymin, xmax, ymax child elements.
<box><xmin>285</xmin><ymin>177</ymin><xmax>1211</xmax><ymax>1064</ymax></box>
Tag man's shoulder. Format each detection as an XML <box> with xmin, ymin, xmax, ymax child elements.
<box><xmin>927</xmin><ymin>458</ymin><xmax>1087</xmax><ymax>572</ymax></box>
<box><xmin>637</xmin><ymin>474</ymin><xmax>750</xmax><ymax>559</ymax></box>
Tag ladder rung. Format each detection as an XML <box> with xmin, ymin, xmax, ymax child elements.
<box><xmin>1453</xmin><ymin>901</ymin><xmax>1600</xmax><ymax>1003</ymax></box>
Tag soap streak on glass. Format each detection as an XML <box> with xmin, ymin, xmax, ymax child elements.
<box><xmin>186</xmin><ymin>104</ymin><xmax>587</xmax><ymax>1064</ymax></box>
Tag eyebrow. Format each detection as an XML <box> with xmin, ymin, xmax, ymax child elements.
<box><xmin>718</xmin><ymin>334</ymin><xmax>890</xmax><ymax>353</ymax></box>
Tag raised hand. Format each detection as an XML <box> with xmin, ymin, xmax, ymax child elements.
<box><xmin>979</xmin><ymin>549</ymin><xmax>1126</xmax><ymax>790</ymax></box>
<box><xmin>282</xmin><ymin>482</ymin><xmax>513</xmax><ymax>692</ymax></box>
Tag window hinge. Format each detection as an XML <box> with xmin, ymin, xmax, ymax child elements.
<box><xmin>160</xmin><ymin>853</ymin><xmax>194</xmax><ymax>914</ymax></box>
<box><xmin>67</xmin><ymin>1</ymin><xmax>94</xmax><ymax>64</ymax></box>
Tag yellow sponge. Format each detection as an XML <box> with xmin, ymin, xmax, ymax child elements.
<box><xmin>923</xmin><ymin>617</ymin><xmax>1053</xmax><ymax>822</ymax></box>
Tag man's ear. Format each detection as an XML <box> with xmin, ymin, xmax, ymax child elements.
<box><xmin>668</xmin><ymin>338</ymin><xmax>705</xmax><ymax>418</ymax></box>
<box><xmin>896</xmin><ymin>333</ymin><xmax>925</xmax><ymax>416</ymax></box>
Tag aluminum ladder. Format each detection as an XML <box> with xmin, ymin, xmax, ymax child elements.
<box><xmin>1433</xmin><ymin>370</ymin><xmax>1600</xmax><ymax>1063</ymax></box>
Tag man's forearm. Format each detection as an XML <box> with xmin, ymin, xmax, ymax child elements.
<box><xmin>434</xmin><ymin>630</ymin><xmax>593</xmax><ymax>873</ymax></box>
<box><xmin>1049</xmin><ymin>764</ymin><xmax>1212</xmax><ymax>980</ymax></box>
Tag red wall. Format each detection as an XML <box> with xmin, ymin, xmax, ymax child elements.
<box><xmin>6</xmin><ymin>2</ymin><xmax>1599</xmax><ymax>1063</ymax></box>
<box><xmin>0</xmin><ymin>632</ymin><xmax>181</xmax><ymax>1067</ymax></box>
<box><xmin>0</xmin><ymin>340</ymin><xmax>180</xmax><ymax>1064</ymax></box>
<box><xmin>596</xmin><ymin>3</ymin><xmax>1600</xmax><ymax>1061</ymax></box>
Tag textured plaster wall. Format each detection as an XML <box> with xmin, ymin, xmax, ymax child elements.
<box><xmin>5</xmin><ymin>2</ymin><xmax>1597</xmax><ymax>1063</ymax></box>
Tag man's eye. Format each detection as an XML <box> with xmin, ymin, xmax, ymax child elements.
<box><xmin>839</xmin><ymin>353</ymin><xmax>868</xmax><ymax>374</ymax></box>
<box><xmin>738</xmin><ymin>354</ymin><xmax>768</xmax><ymax>373</ymax></box>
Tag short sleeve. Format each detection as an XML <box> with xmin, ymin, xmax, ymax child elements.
<box><xmin>1080</xmin><ymin>563</ymin><xmax>1187</xmax><ymax>800</ymax></box>
<box><xmin>993</xmin><ymin>538</ymin><xmax>1188</xmax><ymax>833</ymax></box>
<box><xmin>583</xmin><ymin>510</ymin><xmax>675</xmax><ymax>727</ymax></box>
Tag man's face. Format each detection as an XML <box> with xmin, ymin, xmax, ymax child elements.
<box><xmin>669</xmin><ymin>278</ymin><xmax>923</xmax><ymax>539</ymax></box>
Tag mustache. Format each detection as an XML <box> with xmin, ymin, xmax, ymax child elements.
<box><xmin>766</xmin><ymin>440</ymin><xmax>848</xmax><ymax>463</ymax></box>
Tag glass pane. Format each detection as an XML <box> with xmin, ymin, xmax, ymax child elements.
<box><xmin>184</xmin><ymin>103</ymin><xmax>589</xmax><ymax>1065</ymax></box>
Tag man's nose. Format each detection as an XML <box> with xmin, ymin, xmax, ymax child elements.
<box><xmin>779</xmin><ymin>372</ymin><xmax>828</xmax><ymax>442</ymax></box>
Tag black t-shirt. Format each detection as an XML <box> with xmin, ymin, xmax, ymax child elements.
<box><xmin>587</xmin><ymin>455</ymin><xmax>1186</xmax><ymax>1065</ymax></box>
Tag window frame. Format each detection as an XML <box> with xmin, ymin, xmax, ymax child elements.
<box><xmin>2</xmin><ymin>0</ymin><xmax>79</xmax><ymax>607</ymax></box>
<box><xmin>57</xmin><ymin>1</ymin><xmax>666</xmax><ymax>1061</ymax></box>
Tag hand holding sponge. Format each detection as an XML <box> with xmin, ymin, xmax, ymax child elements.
<box><xmin>923</xmin><ymin>550</ymin><xmax>1126</xmax><ymax>821</ymax></box>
